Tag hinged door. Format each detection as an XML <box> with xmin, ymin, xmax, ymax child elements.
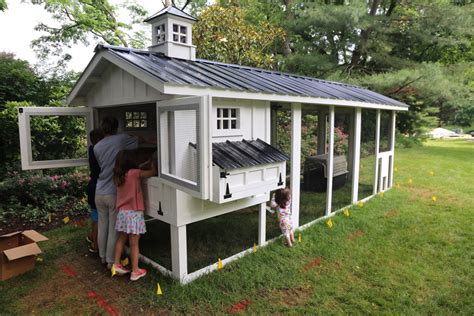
<box><xmin>18</xmin><ymin>106</ymin><xmax>93</xmax><ymax>170</ymax></box>
<box><xmin>156</xmin><ymin>96</ymin><xmax>210</xmax><ymax>200</ymax></box>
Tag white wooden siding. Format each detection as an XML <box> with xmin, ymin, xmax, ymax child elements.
<box><xmin>85</xmin><ymin>63</ymin><xmax>163</xmax><ymax>108</ymax></box>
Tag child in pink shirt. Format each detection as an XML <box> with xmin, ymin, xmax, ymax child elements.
<box><xmin>112</xmin><ymin>150</ymin><xmax>156</xmax><ymax>281</ymax></box>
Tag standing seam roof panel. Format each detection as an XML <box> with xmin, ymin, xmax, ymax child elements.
<box><xmin>98</xmin><ymin>45</ymin><xmax>408</xmax><ymax>108</ymax></box>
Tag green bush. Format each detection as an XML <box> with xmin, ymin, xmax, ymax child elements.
<box><xmin>0</xmin><ymin>170</ymin><xmax>89</xmax><ymax>224</ymax></box>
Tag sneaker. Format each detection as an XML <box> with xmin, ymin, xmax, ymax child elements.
<box><xmin>113</xmin><ymin>263</ymin><xmax>131</xmax><ymax>275</ymax></box>
<box><xmin>88</xmin><ymin>245</ymin><xmax>98</xmax><ymax>253</ymax></box>
<box><xmin>130</xmin><ymin>268</ymin><xmax>147</xmax><ymax>281</ymax></box>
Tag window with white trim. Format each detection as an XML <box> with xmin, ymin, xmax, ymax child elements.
<box><xmin>155</xmin><ymin>24</ymin><xmax>165</xmax><ymax>44</ymax></box>
<box><xmin>172</xmin><ymin>24</ymin><xmax>187</xmax><ymax>44</ymax></box>
<box><xmin>125</xmin><ymin>111</ymin><xmax>148</xmax><ymax>129</ymax></box>
<box><xmin>216</xmin><ymin>108</ymin><xmax>239</xmax><ymax>130</ymax></box>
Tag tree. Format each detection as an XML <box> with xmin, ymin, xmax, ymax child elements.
<box><xmin>30</xmin><ymin>0</ymin><xmax>148</xmax><ymax>62</ymax></box>
<box><xmin>0</xmin><ymin>0</ymin><xmax>7</xmax><ymax>11</ymax></box>
<box><xmin>193</xmin><ymin>4</ymin><xmax>285</xmax><ymax>69</ymax></box>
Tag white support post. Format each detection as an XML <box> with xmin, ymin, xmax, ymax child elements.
<box><xmin>373</xmin><ymin>110</ymin><xmax>381</xmax><ymax>195</ymax></box>
<box><xmin>291</xmin><ymin>103</ymin><xmax>302</xmax><ymax>228</ymax></box>
<box><xmin>170</xmin><ymin>225</ymin><xmax>187</xmax><ymax>281</ymax></box>
<box><xmin>389</xmin><ymin>111</ymin><xmax>396</xmax><ymax>188</ymax></box>
<box><xmin>351</xmin><ymin>108</ymin><xmax>361</xmax><ymax>204</ymax></box>
<box><xmin>270</xmin><ymin>106</ymin><xmax>278</xmax><ymax>147</ymax></box>
<box><xmin>317</xmin><ymin>112</ymin><xmax>326</xmax><ymax>155</ymax></box>
<box><xmin>326</xmin><ymin>106</ymin><xmax>335</xmax><ymax>215</ymax></box>
<box><xmin>258</xmin><ymin>202</ymin><xmax>266</xmax><ymax>246</ymax></box>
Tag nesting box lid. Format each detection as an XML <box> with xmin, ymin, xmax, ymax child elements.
<box><xmin>212</xmin><ymin>139</ymin><xmax>289</xmax><ymax>170</ymax></box>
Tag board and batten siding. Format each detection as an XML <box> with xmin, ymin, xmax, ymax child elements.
<box><xmin>86</xmin><ymin>63</ymin><xmax>163</xmax><ymax>108</ymax></box>
<box><xmin>211</xmin><ymin>98</ymin><xmax>271</xmax><ymax>143</ymax></box>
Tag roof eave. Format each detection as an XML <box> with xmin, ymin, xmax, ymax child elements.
<box><xmin>162</xmin><ymin>83</ymin><xmax>409</xmax><ymax>111</ymax></box>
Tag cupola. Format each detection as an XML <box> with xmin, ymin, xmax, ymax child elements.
<box><xmin>144</xmin><ymin>4</ymin><xmax>197</xmax><ymax>60</ymax></box>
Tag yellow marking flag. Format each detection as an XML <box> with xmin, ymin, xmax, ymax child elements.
<box><xmin>394</xmin><ymin>167</ymin><xmax>398</xmax><ymax>172</ymax></box>
<box><xmin>63</xmin><ymin>216</ymin><xmax>70</xmax><ymax>224</ymax></box>
<box><xmin>378</xmin><ymin>192</ymin><xmax>385</xmax><ymax>197</ymax></box>
<box><xmin>217</xmin><ymin>258</ymin><xmax>223</xmax><ymax>270</ymax></box>
<box><xmin>253</xmin><ymin>243</ymin><xmax>257</xmax><ymax>253</ymax></box>
<box><xmin>327</xmin><ymin>218</ymin><xmax>333</xmax><ymax>229</ymax></box>
<box><xmin>120</xmin><ymin>258</ymin><xmax>129</xmax><ymax>267</ymax></box>
<box><xmin>432</xmin><ymin>196</ymin><xmax>437</xmax><ymax>202</ymax></box>
<box><xmin>357</xmin><ymin>201</ymin><xmax>364</xmax><ymax>208</ymax></box>
<box><xmin>156</xmin><ymin>283</ymin><xmax>163</xmax><ymax>296</ymax></box>
<box><xmin>343</xmin><ymin>208</ymin><xmax>350</xmax><ymax>217</ymax></box>
<box><xmin>396</xmin><ymin>183</ymin><xmax>400</xmax><ymax>188</ymax></box>
<box><xmin>298</xmin><ymin>232</ymin><xmax>302</xmax><ymax>243</ymax></box>
<box><xmin>111</xmin><ymin>264</ymin><xmax>116</xmax><ymax>277</ymax></box>
<box><xmin>408</xmin><ymin>178</ymin><xmax>413</xmax><ymax>184</ymax></box>
<box><xmin>429</xmin><ymin>171</ymin><xmax>435</xmax><ymax>176</ymax></box>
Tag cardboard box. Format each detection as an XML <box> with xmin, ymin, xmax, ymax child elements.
<box><xmin>0</xmin><ymin>230</ymin><xmax>48</xmax><ymax>281</ymax></box>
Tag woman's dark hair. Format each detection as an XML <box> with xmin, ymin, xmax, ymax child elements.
<box><xmin>100</xmin><ymin>116</ymin><xmax>119</xmax><ymax>135</ymax></box>
<box><xmin>274</xmin><ymin>188</ymin><xmax>291</xmax><ymax>208</ymax></box>
<box><xmin>113</xmin><ymin>150</ymin><xmax>138</xmax><ymax>187</ymax></box>
<box><xmin>89</xmin><ymin>128</ymin><xmax>104</xmax><ymax>145</ymax></box>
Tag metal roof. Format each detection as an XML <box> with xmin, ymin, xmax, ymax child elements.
<box><xmin>212</xmin><ymin>139</ymin><xmax>289</xmax><ymax>170</ymax></box>
<box><xmin>96</xmin><ymin>45</ymin><xmax>407</xmax><ymax>108</ymax></box>
<box><xmin>144</xmin><ymin>6</ymin><xmax>197</xmax><ymax>22</ymax></box>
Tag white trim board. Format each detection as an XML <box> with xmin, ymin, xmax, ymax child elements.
<box><xmin>163</xmin><ymin>84</ymin><xmax>409</xmax><ymax>111</ymax></box>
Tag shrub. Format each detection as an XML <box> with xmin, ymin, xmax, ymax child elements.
<box><xmin>0</xmin><ymin>170</ymin><xmax>89</xmax><ymax>225</ymax></box>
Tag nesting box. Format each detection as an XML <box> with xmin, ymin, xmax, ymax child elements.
<box><xmin>211</xmin><ymin>139</ymin><xmax>288</xmax><ymax>203</ymax></box>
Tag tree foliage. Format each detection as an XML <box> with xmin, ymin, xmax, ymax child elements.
<box><xmin>0</xmin><ymin>54</ymin><xmax>82</xmax><ymax>174</ymax></box>
<box><xmin>193</xmin><ymin>4</ymin><xmax>285</xmax><ymax>69</ymax></box>
<box><xmin>30</xmin><ymin>0</ymin><xmax>148</xmax><ymax>61</ymax></box>
<box><xmin>0</xmin><ymin>0</ymin><xmax>7</xmax><ymax>11</ymax></box>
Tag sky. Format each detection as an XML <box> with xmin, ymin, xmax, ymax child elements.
<box><xmin>0</xmin><ymin>0</ymin><xmax>165</xmax><ymax>72</ymax></box>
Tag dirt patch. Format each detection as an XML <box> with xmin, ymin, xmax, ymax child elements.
<box><xmin>348</xmin><ymin>230</ymin><xmax>365</xmax><ymax>241</ymax></box>
<box><xmin>19</xmin><ymin>252</ymin><xmax>169</xmax><ymax>315</ymax></box>
<box><xmin>0</xmin><ymin>214</ymin><xmax>89</xmax><ymax>235</ymax></box>
<box><xmin>384</xmin><ymin>209</ymin><xmax>398</xmax><ymax>218</ymax></box>
<box><xmin>258</xmin><ymin>286</ymin><xmax>312</xmax><ymax>307</ymax></box>
<box><xmin>303</xmin><ymin>257</ymin><xmax>322</xmax><ymax>271</ymax></box>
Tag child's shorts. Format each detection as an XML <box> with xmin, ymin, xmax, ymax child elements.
<box><xmin>115</xmin><ymin>210</ymin><xmax>146</xmax><ymax>235</ymax></box>
<box><xmin>90</xmin><ymin>208</ymin><xmax>98</xmax><ymax>222</ymax></box>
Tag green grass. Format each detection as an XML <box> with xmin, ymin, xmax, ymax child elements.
<box><xmin>1</xmin><ymin>139</ymin><xmax>473</xmax><ymax>314</ymax></box>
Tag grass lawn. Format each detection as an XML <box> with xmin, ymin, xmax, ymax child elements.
<box><xmin>0</xmin><ymin>139</ymin><xmax>473</xmax><ymax>314</ymax></box>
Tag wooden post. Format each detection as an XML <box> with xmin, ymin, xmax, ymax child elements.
<box><xmin>373</xmin><ymin>109</ymin><xmax>381</xmax><ymax>194</ymax></box>
<box><xmin>291</xmin><ymin>103</ymin><xmax>301</xmax><ymax>228</ymax></box>
<box><xmin>317</xmin><ymin>112</ymin><xmax>326</xmax><ymax>155</ymax></box>
<box><xmin>170</xmin><ymin>225</ymin><xmax>187</xmax><ymax>281</ymax></box>
<box><xmin>326</xmin><ymin>105</ymin><xmax>335</xmax><ymax>215</ymax></box>
<box><xmin>347</xmin><ymin>109</ymin><xmax>355</xmax><ymax>180</ymax></box>
<box><xmin>351</xmin><ymin>108</ymin><xmax>361</xmax><ymax>204</ymax></box>
<box><xmin>389</xmin><ymin>111</ymin><xmax>396</xmax><ymax>188</ymax></box>
<box><xmin>258</xmin><ymin>202</ymin><xmax>266</xmax><ymax>246</ymax></box>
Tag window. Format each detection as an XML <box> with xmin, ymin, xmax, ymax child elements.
<box><xmin>125</xmin><ymin>111</ymin><xmax>148</xmax><ymax>129</ymax></box>
<box><xmin>217</xmin><ymin>108</ymin><xmax>239</xmax><ymax>130</ymax></box>
<box><xmin>155</xmin><ymin>24</ymin><xmax>165</xmax><ymax>44</ymax></box>
<box><xmin>172</xmin><ymin>24</ymin><xmax>187</xmax><ymax>44</ymax></box>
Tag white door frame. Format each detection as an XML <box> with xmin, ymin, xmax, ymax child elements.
<box><xmin>18</xmin><ymin>106</ymin><xmax>93</xmax><ymax>170</ymax></box>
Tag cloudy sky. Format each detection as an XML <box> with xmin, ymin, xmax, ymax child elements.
<box><xmin>0</xmin><ymin>0</ymin><xmax>165</xmax><ymax>72</ymax></box>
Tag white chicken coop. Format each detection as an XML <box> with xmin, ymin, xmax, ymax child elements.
<box><xmin>17</xmin><ymin>5</ymin><xmax>408</xmax><ymax>283</ymax></box>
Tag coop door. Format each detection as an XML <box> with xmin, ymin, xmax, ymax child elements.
<box><xmin>18</xmin><ymin>106</ymin><xmax>93</xmax><ymax>170</ymax></box>
<box><xmin>157</xmin><ymin>96</ymin><xmax>210</xmax><ymax>199</ymax></box>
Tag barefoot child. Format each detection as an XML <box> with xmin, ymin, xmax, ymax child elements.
<box><xmin>111</xmin><ymin>150</ymin><xmax>157</xmax><ymax>281</ymax></box>
<box><xmin>271</xmin><ymin>188</ymin><xmax>295</xmax><ymax>247</ymax></box>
